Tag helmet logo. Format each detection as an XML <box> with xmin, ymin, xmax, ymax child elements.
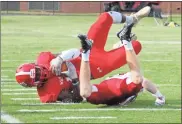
<box><xmin>30</xmin><ymin>69</ymin><xmax>35</xmax><ymax>79</ymax></box>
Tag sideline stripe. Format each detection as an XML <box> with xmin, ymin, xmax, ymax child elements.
<box><xmin>11</xmin><ymin>98</ymin><xmax>39</xmax><ymax>101</ymax></box>
<box><xmin>17</xmin><ymin>108</ymin><xmax>181</xmax><ymax>113</ymax></box>
<box><xmin>1</xmin><ymin>111</ymin><xmax>23</xmax><ymax>123</ymax></box>
<box><xmin>2</xmin><ymin>89</ymin><xmax>36</xmax><ymax>91</ymax></box>
<box><xmin>50</xmin><ymin>116</ymin><xmax>117</xmax><ymax>120</ymax></box>
<box><xmin>3</xmin><ymin>92</ymin><xmax>36</xmax><ymax>95</ymax></box>
<box><xmin>21</xmin><ymin>103</ymin><xmax>81</xmax><ymax>106</ymax></box>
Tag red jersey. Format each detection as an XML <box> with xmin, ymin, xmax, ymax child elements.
<box><xmin>87</xmin><ymin>72</ymin><xmax>143</xmax><ymax>105</ymax></box>
<box><xmin>36</xmin><ymin>52</ymin><xmax>73</xmax><ymax>103</ymax></box>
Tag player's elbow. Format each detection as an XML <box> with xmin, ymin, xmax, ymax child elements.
<box><xmin>80</xmin><ymin>87</ymin><xmax>91</xmax><ymax>98</ymax></box>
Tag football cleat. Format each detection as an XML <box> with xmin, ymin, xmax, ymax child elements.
<box><xmin>117</xmin><ymin>23</ymin><xmax>134</xmax><ymax>41</ymax></box>
<box><xmin>130</xmin><ymin>6</ymin><xmax>151</xmax><ymax>26</ymax></box>
<box><xmin>113</xmin><ymin>33</ymin><xmax>137</xmax><ymax>49</ymax></box>
<box><xmin>155</xmin><ymin>96</ymin><xmax>165</xmax><ymax>106</ymax></box>
<box><xmin>78</xmin><ymin>34</ymin><xmax>93</xmax><ymax>53</ymax></box>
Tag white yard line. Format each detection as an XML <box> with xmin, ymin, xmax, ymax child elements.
<box><xmin>141</xmin><ymin>52</ymin><xmax>180</xmax><ymax>54</ymax></box>
<box><xmin>1</xmin><ymin>82</ymin><xmax>17</xmax><ymax>84</ymax></box>
<box><xmin>1</xmin><ymin>83</ymin><xmax>20</xmax><ymax>85</ymax></box>
<box><xmin>2</xmin><ymin>89</ymin><xmax>36</xmax><ymax>91</ymax></box>
<box><xmin>17</xmin><ymin>108</ymin><xmax>181</xmax><ymax>113</ymax></box>
<box><xmin>50</xmin><ymin>116</ymin><xmax>117</xmax><ymax>120</ymax></box>
<box><xmin>2</xmin><ymin>60</ymin><xmax>34</xmax><ymax>62</ymax></box>
<box><xmin>1</xmin><ymin>79</ymin><xmax>15</xmax><ymax>81</ymax></box>
<box><xmin>1</xmin><ymin>111</ymin><xmax>23</xmax><ymax>123</ymax></box>
<box><xmin>141</xmin><ymin>60</ymin><xmax>173</xmax><ymax>62</ymax></box>
<box><xmin>1</xmin><ymin>70</ymin><xmax>15</xmax><ymax>72</ymax></box>
<box><xmin>2</xmin><ymin>59</ymin><xmax>177</xmax><ymax>62</ymax></box>
<box><xmin>3</xmin><ymin>92</ymin><xmax>37</xmax><ymax>95</ymax></box>
<box><xmin>1</xmin><ymin>76</ymin><xmax>9</xmax><ymax>78</ymax></box>
<box><xmin>141</xmin><ymin>42</ymin><xmax>181</xmax><ymax>45</ymax></box>
<box><xmin>2</xmin><ymin>51</ymin><xmax>180</xmax><ymax>55</ymax></box>
<box><xmin>157</xmin><ymin>84</ymin><xmax>181</xmax><ymax>87</ymax></box>
<box><xmin>1</xmin><ymin>85</ymin><xmax>22</xmax><ymax>88</ymax></box>
<box><xmin>21</xmin><ymin>103</ymin><xmax>81</xmax><ymax>106</ymax></box>
<box><xmin>11</xmin><ymin>98</ymin><xmax>39</xmax><ymax>101</ymax></box>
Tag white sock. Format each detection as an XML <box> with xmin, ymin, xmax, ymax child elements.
<box><xmin>82</xmin><ymin>50</ymin><xmax>90</xmax><ymax>61</ymax></box>
<box><xmin>154</xmin><ymin>90</ymin><xmax>163</xmax><ymax>98</ymax></box>
<box><xmin>122</xmin><ymin>40</ymin><xmax>133</xmax><ymax>50</ymax></box>
<box><xmin>107</xmin><ymin>11</ymin><xmax>122</xmax><ymax>24</ymax></box>
<box><xmin>126</xmin><ymin>16</ymin><xmax>134</xmax><ymax>25</ymax></box>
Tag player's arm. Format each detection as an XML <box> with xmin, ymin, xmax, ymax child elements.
<box><xmin>54</xmin><ymin>48</ymin><xmax>81</xmax><ymax>60</ymax></box>
<box><xmin>121</xmin><ymin>24</ymin><xmax>143</xmax><ymax>85</ymax></box>
<box><xmin>121</xmin><ymin>25</ymin><xmax>165</xmax><ymax>105</ymax></box>
<box><xmin>50</xmin><ymin>49</ymin><xmax>81</xmax><ymax>76</ymax></box>
<box><xmin>79</xmin><ymin>34</ymin><xmax>93</xmax><ymax>98</ymax></box>
<box><xmin>125</xmin><ymin>43</ymin><xmax>143</xmax><ymax>84</ymax></box>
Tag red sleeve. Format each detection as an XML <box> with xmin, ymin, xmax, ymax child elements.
<box><xmin>37</xmin><ymin>77</ymin><xmax>72</xmax><ymax>103</ymax></box>
<box><xmin>36</xmin><ymin>52</ymin><xmax>55</xmax><ymax>68</ymax></box>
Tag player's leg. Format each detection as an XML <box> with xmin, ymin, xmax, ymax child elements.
<box><xmin>106</xmin><ymin>40</ymin><xmax>142</xmax><ymax>72</ymax></box>
<box><xmin>142</xmin><ymin>78</ymin><xmax>165</xmax><ymax>106</ymax></box>
<box><xmin>87</xmin><ymin>11</ymin><xmax>136</xmax><ymax>50</ymax></box>
<box><xmin>121</xmin><ymin>23</ymin><xmax>143</xmax><ymax>85</ymax></box>
<box><xmin>121</xmin><ymin>21</ymin><xmax>165</xmax><ymax>106</ymax></box>
<box><xmin>116</xmin><ymin>6</ymin><xmax>151</xmax><ymax>44</ymax></box>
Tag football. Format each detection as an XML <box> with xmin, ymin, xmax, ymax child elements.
<box><xmin>61</xmin><ymin>62</ymin><xmax>68</xmax><ymax>72</ymax></box>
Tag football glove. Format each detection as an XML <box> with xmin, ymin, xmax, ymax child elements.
<box><xmin>50</xmin><ymin>56</ymin><xmax>63</xmax><ymax>76</ymax></box>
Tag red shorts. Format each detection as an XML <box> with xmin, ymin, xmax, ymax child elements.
<box><xmin>87</xmin><ymin>73</ymin><xmax>143</xmax><ymax>105</ymax></box>
<box><xmin>71</xmin><ymin>12</ymin><xmax>142</xmax><ymax>79</ymax></box>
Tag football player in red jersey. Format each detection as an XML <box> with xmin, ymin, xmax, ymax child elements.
<box><xmin>15</xmin><ymin>6</ymin><xmax>151</xmax><ymax>103</ymax></box>
<box><xmin>79</xmin><ymin>22</ymin><xmax>165</xmax><ymax>106</ymax></box>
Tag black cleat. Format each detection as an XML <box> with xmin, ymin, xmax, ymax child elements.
<box><xmin>78</xmin><ymin>34</ymin><xmax>93</xmax><ymax>53</ymax></box>
<box><xmin>117</xmin><ymin>23</ymin><xmax>134</xmax><ymax>41</ymax></box>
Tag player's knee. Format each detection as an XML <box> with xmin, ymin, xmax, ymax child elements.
<box><xmin>132</xmin><ymin>40</ymin><xmax>142</xmax><ymax>55</ymax></box>
<box><xmin>107</xmin><ymin>11</ymin><xmax>122</xmax><ymax>24</ymax></box>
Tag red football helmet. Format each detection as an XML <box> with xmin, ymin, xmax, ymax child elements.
<box><xmin>15</xmin><ymin>63</ymin><xmax>50</xmax><ymax>87</ymax></box>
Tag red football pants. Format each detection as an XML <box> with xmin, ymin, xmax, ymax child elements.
<box><xmin>71</xmin><ymin>12</ymin><xmax>142</xmax><ymax>79</ymax></box>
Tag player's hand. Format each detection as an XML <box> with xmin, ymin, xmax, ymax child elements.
<box><xmin>50</xmin><ymin>56</ymin><xmax>63</xmax><ymax>76</ymax></box>
<box><xmin>155</xmin><ymin>96</ymin><xmax>165</xmax><ymax>106</ymax></box>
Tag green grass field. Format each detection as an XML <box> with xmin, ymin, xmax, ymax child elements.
<box><xmin>1</xmin><ymin>14</ymin><xmax>181</xmax><ymax>123</ymax></box>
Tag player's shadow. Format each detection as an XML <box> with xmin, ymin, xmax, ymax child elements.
<box><xmin>97</xmin><ymin>99</ymin><xmax>181</xmax><ymax>109</ymax></box>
